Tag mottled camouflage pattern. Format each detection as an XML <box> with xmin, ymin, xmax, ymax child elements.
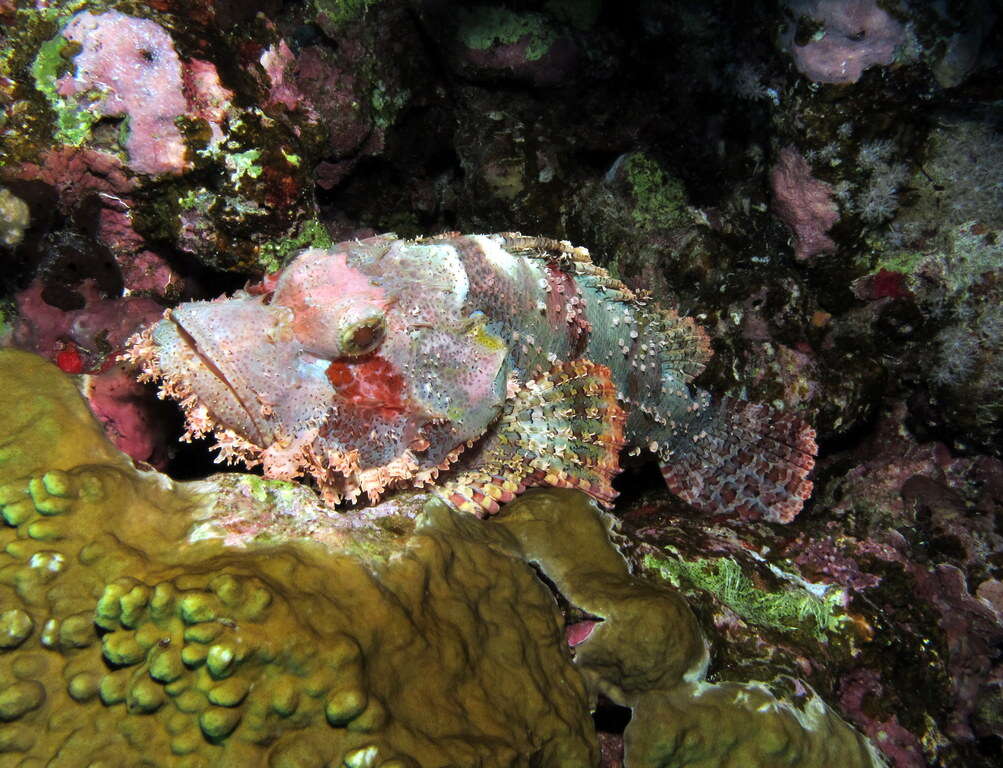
<box><xmin>126</xmin><ymin>233</ymin><xmax>815</xmax><ymax>521</ymax></box>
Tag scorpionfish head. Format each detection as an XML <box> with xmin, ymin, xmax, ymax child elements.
<box><xmin>127</xmin><ymin>237</ymin><xmax>510</xmax><ymax>504</ymax></box>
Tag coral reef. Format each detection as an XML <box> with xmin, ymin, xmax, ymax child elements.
<box><xmin>2</xmin><ymin>1</ymin><xmax>1001</xmax><ymax>765</ymax></box>
<box><xmin>852</xmin><ymin>222</ymin><xmax>1003</xmax><ymax>454</ymax></box>
<box><xmin>9</xmin><ymin>277</ymin><xmax>170</xmax><ymax>464</ymax></box>
<box><xmin>495</xmin><ymin>492</ymin><xmax>884</xmax><ymax>768</ymax></box>
<box><xmin>2</xmin><ymin>3</ymin><xmax>324</xmax><ymax>273</ymax></box>
<box><xmin>615</xmin><ymin>399</ymin><xmax>1003</xmax><ymax>768</ymax></box>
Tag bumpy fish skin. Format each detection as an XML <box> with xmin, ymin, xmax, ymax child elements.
<box><xmin>126</xmin><ymin>233</ymin><xmax>815</xmax><ymax>522</ymax></box>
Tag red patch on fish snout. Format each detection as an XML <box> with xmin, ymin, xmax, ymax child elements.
<box><xmin>326</xmin><ymin>356</ymin><xmax>407</xmax><ymax>416</ymax></box>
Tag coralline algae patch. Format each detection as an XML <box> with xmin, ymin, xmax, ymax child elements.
<box><xmin>0</xmin><ymin>350</ymin><xmax>596</xmax><ymax>766</ymax></box>
<box><xmin>33</xmin><ymin>9</ymin><xmax>190</xmax><ymax>176</ymax></box>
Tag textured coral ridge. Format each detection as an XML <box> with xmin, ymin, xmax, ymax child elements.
<box><xmin>490</xmin><ymin>491</ymin><xmax>887</xmax><ymax>767</ymax></box>
<box><xmin>0</xmin><ymin>349</ymin><xmax>598</xmax><ymax>767</ymax></box>
<box><xmin>126</xmin><ymin>233</ymin><xmax>816</xmax><ymax>522</ymax></box>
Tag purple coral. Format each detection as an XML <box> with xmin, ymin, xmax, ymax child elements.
<box><xmin>57</xmin><ymin>10</ymin><xmax>190</xmax><ymax>176</ymax></box>
<box><xmin>771</xmin><ymin>146</ymin><xmax>840</xmax><ymax>261</ymax></box>
<box><xmin>11</xmin><ymin>279</ymin><xmax>170</xmax><ymax>464</ymax></box>
<box><xmin>18</xmin><ymin>147</ymin><xmax>135</xmax><ymax>207</ymax></box>
<box><xmin>260</xmin><ymin>40</ymin><xmax>308</xmax><ymax>113</ymax></box>
<box><xmin>13</xmin><ymin>279</ymin><xmax>163</xmax><ymax>375</ymax></box>
<box><xmin>783</xmin><ymin>0</ymin><xmax>906</xmax><ymax>85</ymax></box>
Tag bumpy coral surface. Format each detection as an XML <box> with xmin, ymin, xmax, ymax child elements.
<box><xmin>0</xmin><ymin>349</ymin><xmax>597</xmax><ymax>767</ymax></box>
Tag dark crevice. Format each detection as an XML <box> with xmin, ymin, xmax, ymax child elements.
<box><xmin>592</xmin><ymin>694</ymin><xmax>632</xmax><ymax>734</ymax></box>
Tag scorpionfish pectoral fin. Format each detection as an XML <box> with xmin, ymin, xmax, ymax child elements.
<box><xmin>659</xmin><ymin>396</ymin><xmax>817</xmax><ymax>523</ymax></box>
<box><xmin>437</xmin><ymin>359</ymin><xmax>627</xmax><ymax>517</ymax></box>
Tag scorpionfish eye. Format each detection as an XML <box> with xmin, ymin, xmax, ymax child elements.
<box><xmin>338</xmin><ymin>311</ymin><xmax>386</xmax><ymax>357</ymax></box>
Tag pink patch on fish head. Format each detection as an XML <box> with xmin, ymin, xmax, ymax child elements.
<box><xmin>272</xmin><ymin>248</ymin><xmax>390</xmax><ymax>360</ymax></box>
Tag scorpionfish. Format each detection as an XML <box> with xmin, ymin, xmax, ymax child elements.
<box><xmin>126</xmin><ymin>233</ymin><xmax>816</xmax><ymax>521</ymax></box>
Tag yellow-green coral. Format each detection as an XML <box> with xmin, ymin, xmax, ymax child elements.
<box><xmin>0</xmin><ymin>349</ymin><xmax>596</xmax><ymax>766</ymax></box>
<box><xmin>257</xmin><ymin>218</ymin><xmax>334</xmax><ymax>273</ymax></box>
<box><xmin>624</xmin><ymin>153</ymin><xmax>692</xmax><ymax>231</ymax></box>
<box><xmin>313</xmin><ymin>0</ymin><xmax>379</xmax><ymax>26</ymax></box>
<box><xmin>0</xmin><ymin>187</ymin><xmax>31</xmax><ymax>247</ymax></box>
<box><xmin>30</xmin><ymin>31</ymin><xmax>98</xmax><ymax>146</ymax></box>
<box><xmin>457</xmin><ymin>7</ymin><xmax>557</xmax><ymax>62</ymax></box>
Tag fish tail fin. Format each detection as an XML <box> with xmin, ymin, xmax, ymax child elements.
<box><xmin>659</xmin><ymin>397</ymin><xmax>816</xmax><ymax>523</ymax></box>
<box><xmin>440</xmin><ymin>360</ymin><xmax>627</xmax><ymax>517</ymax></box>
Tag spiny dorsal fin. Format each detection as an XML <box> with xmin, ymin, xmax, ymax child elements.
<box><xmin>496</xmin><ymin>232</ymin><xmax>591</xmax><ymax>262</ymax></box>
<box><xmin>653</xmin><ymin>307</ymin><xmax>713</xmax><ymax>384</ymax></box>
<box><xmin>497</xmin><ymin>232</ymin><xmax>638</xmax><ymax>302</ymax></box>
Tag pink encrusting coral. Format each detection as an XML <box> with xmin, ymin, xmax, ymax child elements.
<box><xmin>11</xmin><ymin>279</ymin><xmax>170</xmax><ymax>465</ymax></box>
<box><xmin>57</xmin><ymin>10</ymin><xmax>190</xmax><ymax>176</ymax></box>
<box><xmin>839</xmin><ymin>669</ymin><xmax>927</xmax><ymax>768</ymax></box>
<box><xmin>260</xmin><ymin>40</ymin><xmax>309</xmax><ymax>113</ymax></box>
<box><xmin>82</xmin><ymin>364</ymin><xmax>172</xmax><ymax>468</ymax></box>
<box><xmin>771</xmin><ymin>146</ymin><xmax>840</xmax><ymax>261</ymax></box>
<box><xmin>13</xmin><ymin>280</ymin><xmax>163</xmax><ymax>374</ymax></box>
<box><xmin>16</xmin><ymin>149</ymin><xmax>183</xmax><ymax>299</ymax></box>
<box><xmin>17</xmin><ymin>147</ymin><xmax>135</xmax><ymax>208</ymax></box>
<box><xmin>95</xmin><ymin>199</ymin><xmax>185</xmax><ymax>298</ymax></box>
<box><xmin>783</xmin><ymin>0</ymin><xmax>906</xmax><ymax>85</ymax></box>
<box><xmin>181</xmin><ymin>57</ymin><xmax>234</xmax><ymax>148</ymax></box>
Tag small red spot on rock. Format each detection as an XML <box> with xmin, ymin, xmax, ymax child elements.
<box><xmin>56</xmin><ymin>342</ymin><xmax>85</xmax><ymax>374</ymax></box>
